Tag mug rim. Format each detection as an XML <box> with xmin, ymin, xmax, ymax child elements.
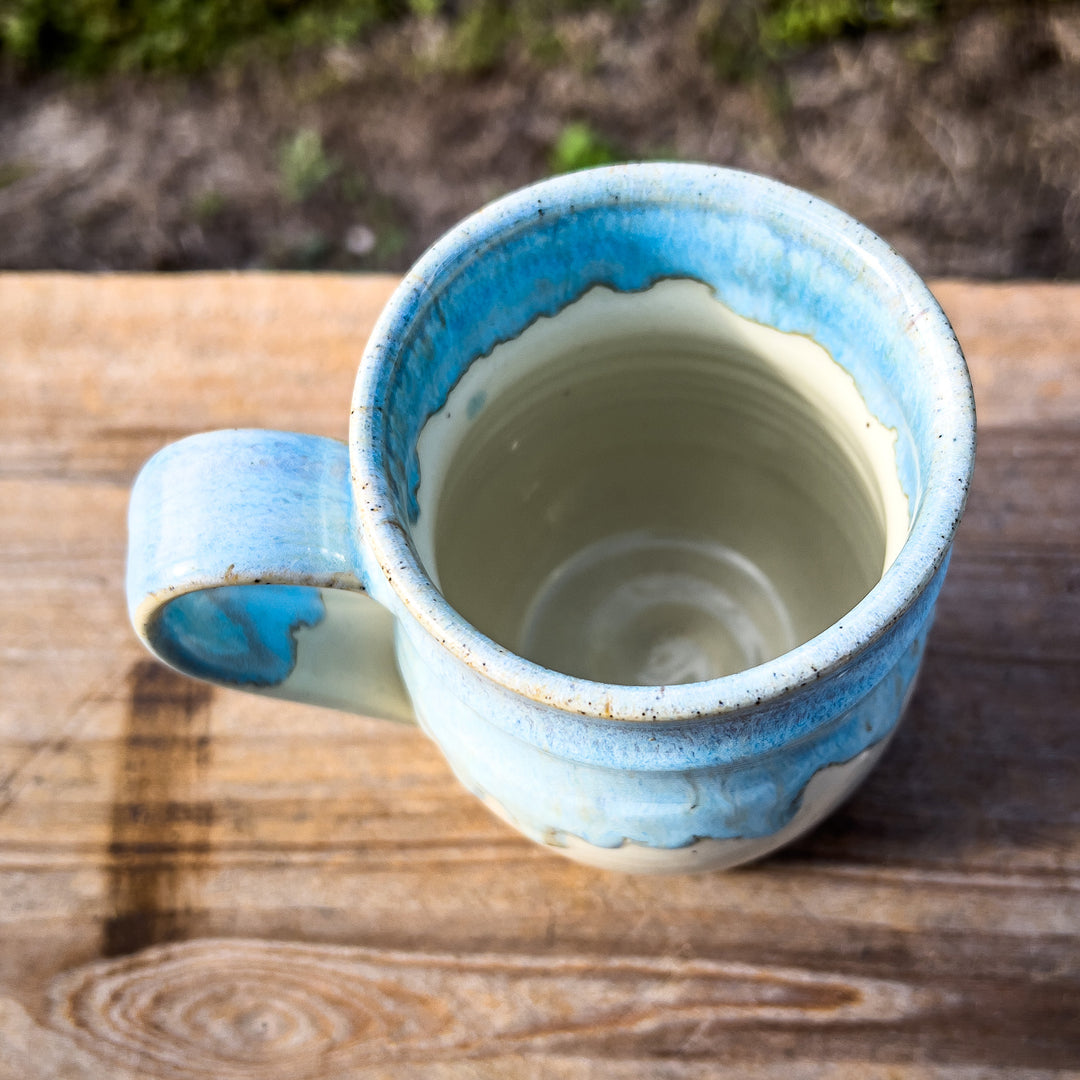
<box><xmin>350</xmin><ymin>162</ymin><xmax>975</xmax><ymax>723</ymax></box>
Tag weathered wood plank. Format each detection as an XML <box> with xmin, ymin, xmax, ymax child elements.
<box><xmin>930</xmin><ymin>281</ymin><xmax>1080</xmax><ymax>427</ymax></box>
<box><xmin>0</xmin><ymin>275</ymin><xmax>1077</xmax><ymax>1077</ymax></box>
<box><xmin>0</xmin><ymin>273</ymin><xmax>399</xmax><ymax>482</ymax></box>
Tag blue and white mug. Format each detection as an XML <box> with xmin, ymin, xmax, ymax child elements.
<box><xmin>128</xmin><ymin>164</ymin><xmax>975</xmax><ymax>873</ymax></box>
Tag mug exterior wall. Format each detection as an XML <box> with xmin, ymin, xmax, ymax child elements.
<box><xmin>390</xmin><ymin>550</ymin><xmax>948</xmax><ymax>872</ymax></box>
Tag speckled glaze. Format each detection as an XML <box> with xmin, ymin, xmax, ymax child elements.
<box><xmin>128</xmin><ymin>164</ymin><xmax>975</xmax><ymax>873</ymax></box>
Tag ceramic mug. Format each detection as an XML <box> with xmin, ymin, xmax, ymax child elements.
<box><xmin>127</xmin><ymin>164</ymin><xmax>975</xmax><ymax>873</ymax></box>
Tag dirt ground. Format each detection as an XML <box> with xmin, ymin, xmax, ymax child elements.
<box><xmin>1</xmin><ymin>2</ymin><xmax>1078</xmax><ymax>278</ymax></box>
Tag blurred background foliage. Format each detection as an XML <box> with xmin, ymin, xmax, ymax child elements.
<box><xmin>1</xmin><ymin>0</ymin><xmax>1077</xmax><ymax>275</ymax></box>
<box><xmin>1</xmin><ymin>0</ymin><xmax>955</xmax><ymax>77</ymax></box>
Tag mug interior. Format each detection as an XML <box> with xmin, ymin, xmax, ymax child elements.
<box><xmin>413</xmin><ymin>279</ymin><xmax>906</xmax><ymax>685</ymax></box>
<box><xmin>353</xmin><ymin>165</ymin><xmax>974</xmax><ymax>713</ymax></box>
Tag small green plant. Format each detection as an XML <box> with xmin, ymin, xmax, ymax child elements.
<box><xmin>443</xmin><ymin>0</ymin><xmax>511</xmax><ymax>74</ymax></box>
<box><xmin>519</xmin><ymin>10</ymin><xmax>564</xmax><ymax>67</ymax></box>
<box><xmin>190</xmin><ymin>189</ymin><xmax>226</xmax><ymax>222</ymax></box>
<box><xmin>0</xmin><ymin>161</ymin><xmax>34</xmax><ymax>189</ymax></box>
<box><xmin>340</xmin><ymin>172</ymin><xmax>369</xmax><ymax>204</ymax></box>
<box><xmin>549</xmin><ymin>121</ymin><xmax>618</xmax><ymax>173</ymax></box>
<box><xmin>696</xmin><ymin>0</ymin><xmax>766</xmax><ymax>82</ymax></box>
<box><xmin>269</xmin><ymin>227</ymin><xmax>333</xmax><ymax>269</ymax></box>
<box><xmin>278</xmin><ymin>128</ymin><xmax>336</xmax><ymax>204</ymax></box>
<box><xmin>374</xmin><ymin>223</ymin><xmax>408</xmax><ymax>261</ymax></box>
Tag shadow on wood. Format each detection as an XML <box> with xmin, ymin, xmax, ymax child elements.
<box><xmin>103</xmin><ymin>661</ymin><xmax>215</xmax><ymax>957</ymax></box>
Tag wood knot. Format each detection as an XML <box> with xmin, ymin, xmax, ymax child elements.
<box><xmin>48</xmin><ymin>940</ymin><xmax>451</xmax><ymax>1077</ymax></box>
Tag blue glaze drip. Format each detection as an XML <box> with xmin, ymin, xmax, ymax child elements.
<box><xmin>149</xmin><ymin>585</ymin><xmax>326</xmax><ymax>686</ymax></box>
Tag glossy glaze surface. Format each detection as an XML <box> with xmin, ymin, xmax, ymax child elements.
<box><xmin>415</xmin><ymin>279</ymin><xmax>908</xmax><ymax>685</ymax></box>
<box><xmin>128</xmin><ymin>164</ymin><xmax>975</xmax><ymax>872</ymax></box>
<box><xmin>353</xmin><ymin>164</ymin><xmax>973</xmax><ymax>723</ymax></box>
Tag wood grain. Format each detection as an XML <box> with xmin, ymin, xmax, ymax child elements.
<box><xmin>1</xmin><ymin>274</ymin><xmax>1077</xmax><ymax>1078</ymax></box>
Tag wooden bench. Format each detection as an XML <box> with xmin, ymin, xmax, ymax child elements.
<box><xmin>1</xmin><ymin>275</ymin><xmax>1077</xmax><ymax>1076</ymax></box>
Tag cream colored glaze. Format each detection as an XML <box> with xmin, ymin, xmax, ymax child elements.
<box><xmin>415</xmin><ymin>279</ymin><xmax>909</xmax><ymax>686</ymax></box>
<box><xmin>255</xmin><ymin>588</ymin><xmax>414</xmax><ymax>722</ymax></box>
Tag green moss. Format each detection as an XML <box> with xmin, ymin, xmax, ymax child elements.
<box><xmin>697</xmin><ymin>0</ymin><xmax>942</xmax><ymax>81</ymax></box>
<box><xmin>0</xmin><ymin>0</ymin><xmax>405</xmax><ymax>74</ymax></box>
<box><xmin>761</xmin><ymin>0</ymin><xmax>938</xmax><ymax>53</ymax></box>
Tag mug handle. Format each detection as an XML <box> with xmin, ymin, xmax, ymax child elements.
<box><xmin>126</xmin><ymin>429</ymin><xmax>415</xmax><ymax>724</ymax></box>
